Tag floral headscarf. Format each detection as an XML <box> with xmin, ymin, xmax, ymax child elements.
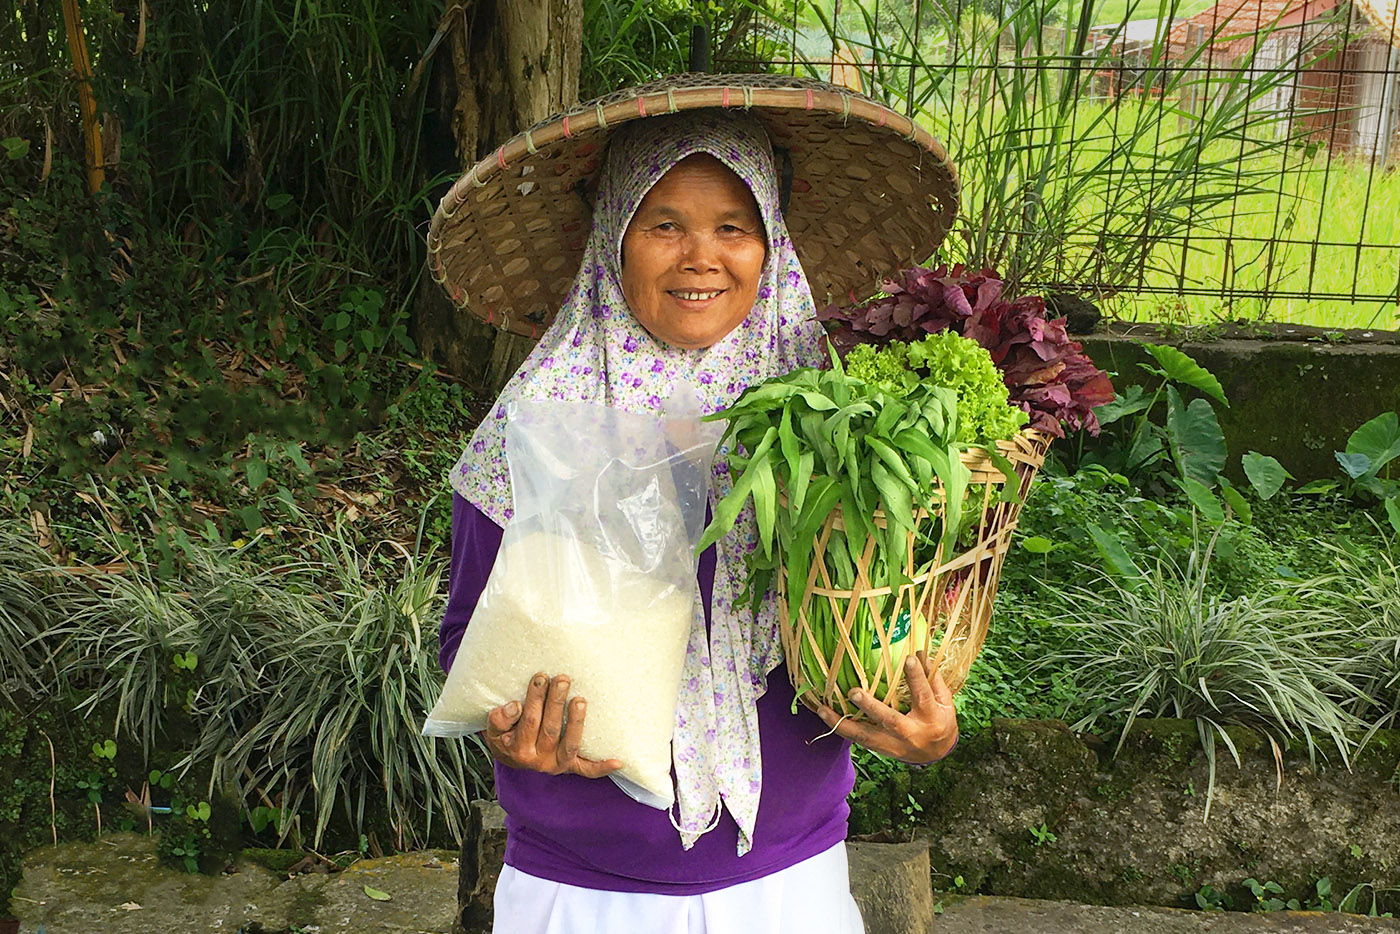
<box><xmin>449</xmin><ymin>110</ymin><xmax>826</xmax><ymax>855</ymax></box>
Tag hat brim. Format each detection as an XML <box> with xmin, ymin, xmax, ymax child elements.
<box><xmin>427</xmin><ymin>73</ymin><xmax>960</xmax><ymax>339</ymax></box>
<box><xmin>1356</xmin><ymin>0</ymin><xmax>1400</xmax><ymax>48</ymax></box>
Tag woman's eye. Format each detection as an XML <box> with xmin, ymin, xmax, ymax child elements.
<box><xmin>654</xmin><ymin>222</ymin><xmax>678</xmax><ymax>231</ymax></box>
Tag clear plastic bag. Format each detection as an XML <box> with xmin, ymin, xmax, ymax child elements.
<box><xmin>423</xmin><ymin>395</ymin><xmax>719</xmax><ymax>809</ymax></box>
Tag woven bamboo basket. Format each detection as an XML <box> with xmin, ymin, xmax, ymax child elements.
<box><xmin>777</xmin><ymin>428</ymin><xmax>1052</xmax><ymax>719</ymax></box>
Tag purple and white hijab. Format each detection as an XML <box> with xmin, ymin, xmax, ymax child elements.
<box><xmin>449</xmin><ymin>110</ymin><xmax>827</xmax><ymax>855</ymax></box>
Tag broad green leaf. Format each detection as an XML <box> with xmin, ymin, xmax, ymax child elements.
<box><xmin>695</xmin><ymin>428</ymin><xmax>779</xmax><ymax>553</ymax></box>
<box><xmin>1296</xmin><ymin>480</ymin><xmax>1338</xmax><ymax>495</ymax></box>
<box><xmin>1092</xmin><ymin>384</ymin><xmax>1153</xmax><ymax>427</ymax></box>
<box><xmin>871</xmin><ymin>461</ymin><xmax>914</xmax><ymax>533</ymax></box>
<box><xmin>1219</xmin><ymin>479</ymin><xmax>1252</xmax><ymax>524</ymax></box>
<box><xmin>1087</xmin><ymin>523</ymin><xmax>1142</xmax><ymax>580</ymax></box>
<box><xmin>790</xmin><ymin>450</ymin><xmax>814</xmax><ymax>515</ymax></box>
<box><xmin>1180</xmin><ymin>476</ymin><xmax>1226</xmax><ymax>524</ymax></box>
<box><xmin>1241</xmin><ymin>452</ymin><xmax>1291</xmax><ymax>500</ymax></box>
<box><xmin>1386</xmin><ymin>497</ymin><xmax>1400</xmax><ymax>537</ymax></box>
<box><xmin>238</xmin><ymin>505</ymin><xmax>265</xmax><ymax>534</ymax></box>
<box><xmin>1336</xmin><ymin>451</ymin><xmax>1373</xmax><ymax>479</ymax></box>
<box><xmin>363</xmin><ymin>885</ymin><xmax>392</xmax><ymax>901</ymax></box>
<box><xmin>1166</xmin><ymin>385</ymin><xmax>1227</xmax><ymax>486</ymax></box>
<box><xmin>779</xmin><ymin>406</ymin><xmax>800</xmax><ymax>485</ymax></box>
<box><xmin>1140</xmin><ymin>343</ymin><xmax>1228</xmax><ymax>405</ymax></box>
<box><xmin>1345</xmin><ymin>412</ymin><xmax>1400</xmax><ymax>472</ymax></box>
<box><xmin>865</xmin><ymin>437</ymin><xmax>919</xmax><ymax>495</ymax></box>
<box><xmin>1021</xmin><ymin>535</ymin><xmax>1054</xmax><ymax>554</ymax></box>
<box><xmin>246</xmin><ymin>458</ymin><xmax>269</xmax><ymax>491</ymax></box>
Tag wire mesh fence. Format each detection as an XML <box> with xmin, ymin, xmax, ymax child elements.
<box><xmin>714</xmin><ymin>0</ymin><xmax>1400</xmax><ymax>329</ymax></box>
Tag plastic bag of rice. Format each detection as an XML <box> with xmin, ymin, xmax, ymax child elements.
<box><xmin>423</xmin><ymin>397</ymin><xmax>719</xmax><ymax>809</ymax></box>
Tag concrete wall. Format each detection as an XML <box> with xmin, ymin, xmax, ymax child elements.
<box><xmin>1077</xmin><ymin>322</ymin><xmax>1400</xmax><ymax>482</ymax></box>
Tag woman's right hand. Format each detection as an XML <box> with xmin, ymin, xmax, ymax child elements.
<box><xmin>483</xmin><ymin>672</ymin><xmax>624</xmax><ymax>778</ymax></box>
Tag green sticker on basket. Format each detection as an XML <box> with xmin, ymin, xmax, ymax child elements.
<box><xmin>871</xmin><ymin>610</ymin><xmax>911</xmax><ymax>651</ymax></box>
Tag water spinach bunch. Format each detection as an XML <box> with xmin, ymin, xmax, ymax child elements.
<box><xmin>697</xmin><ymin>335</ymin><xmax>1026</xmax><ymax>709</ymax></box>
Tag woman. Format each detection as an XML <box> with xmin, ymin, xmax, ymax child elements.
<box><xmin>433</xmin><ymin>76</ymin><xmax>961</xmax><ymax>933</ymax></box>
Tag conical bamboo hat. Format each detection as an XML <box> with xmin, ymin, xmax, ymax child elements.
<box><xmin>427</xmin><ymin>72</ymin><xmax>959</xmax><ymax>339</ymax></box>
<box><xmin>1357</xmin><ymin>0</ymin><xmax>1400</xmax><ymax>48</ymax></box>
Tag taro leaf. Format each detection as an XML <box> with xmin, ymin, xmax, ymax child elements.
<box><xmin>363</xmin><ymin>885</ymin><xmax>391</xmax><ymax>901</ymax></box>
<box><xmin>1087</xmin><ymin>523</ymin><xmax>1143</xmax><ymax>580</ymax></box>
<box><xmin>1242</xmin><ymin>452</ymin><xmax>1291</xmax><ymax>500</ymax></box>
<box><xmin>1092</xmin><ymin>384</ymin><xmax>1153</xmax><ymax>428</ymax></box>
<box><xmin>1166</xmin><ymin>385</ymin><xmax>1226</xmax><ymax>486</ymax></box>
<box><xmin>1345</xmin><ymin>412</ymin><xmax>1400</xmax><ymax>474</ymax></box>
<box><xmin>1386</xmin><ymin>497</ymin><xmax>1400</xmax><ymax>536</ymax></box>
<box><xmin>1219</xmin><ymin>478</ymin><xmax>1253</xmax><ymax>525</ymax></box>
<box><xmin>1180</xmin><ymin>476</ymin><xmax>1226</xmax><ymax>524</ymax></box>
<box><xmin>1021</xmin><ymin>535</ymin><xmax>1054</xmax><ymax>554</ymax></box>
<box><xmin>1296</xmin><ymin>479</ymin><xmax>1338</xmax><ymax>495</ymax></box>
<box><xmin>1336</xmin><ymin>451</ymin><xmax>1373</xmax><ymax>480</ymax></box>
<box><xmin>1140</xmin><ymin>343</ymin><xmax>1228</xmax><ymax>405</ymax></box>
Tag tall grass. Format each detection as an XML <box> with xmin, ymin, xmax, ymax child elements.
<box><xmin>762</xmin><ymin>0</ymin><xmax>1398</xmax><ymax>330</ymax></box>
<box><xmin>219</xmin><ymin>521</ymin><xmax>487</xmax><ymax>849</ymax></box>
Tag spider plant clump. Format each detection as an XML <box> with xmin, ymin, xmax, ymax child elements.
<box><xmin>218</xmin><ymin>521</ymin><xmax>489</xmax><ymax>850</ymax></box>
<box><xmin>1291</xmin><ymin>538</ymin><xmax>1400</xmax><ymax>729</ymax></box>
<box><xmin>0</xmin><ymin>523</ymin><xmax>66</xmax><ymax>707</ymax></box>
<box><xmin>1041</xmin><ymin>528</ymin><xmax>1366</xmax><ymax>818</ymax></box>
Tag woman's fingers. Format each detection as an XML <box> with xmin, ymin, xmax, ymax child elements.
<box><xmin>557</xmin><ymin>696</ymin><xmax>623</xmax><ymax>778</ymax></box>
<box><xmin>538</xmin><ymin>675</ymin><xmax>571</xmax><ymax>755</ymax></box>
<box><xmin>515</xmin><ymin>672</ymin><xmax>549</xmax><ymax>756</ymax></box>
<box><xmin>558</xmin><ymin>696</ymin><xmax>587</xmax><ymax>766</ymax></box>
<box><xmin>904</xmin><ymin>655</ymin><xmax>937</xmax><ymax>713</ymax></box>
<box><xmin>572</xmin><ymin>756</ymin><xmax>625</xmax><ymax>779</ymax></box>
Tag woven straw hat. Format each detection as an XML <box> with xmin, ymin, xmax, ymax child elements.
<box><xmin>427</xmin><ymin>73</ymin><xmax>959</xmax><ymax>339</ymax></box>
<box><xmin>1357</xmin><ymin>0</ymin><xmax>1400</xmax><ymax>47</ymax></box>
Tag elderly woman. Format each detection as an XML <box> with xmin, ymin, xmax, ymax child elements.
<box><xmin>433</xmin><ymin>76</ymin><xmax>961</xmax><ymax>933</ymax></box>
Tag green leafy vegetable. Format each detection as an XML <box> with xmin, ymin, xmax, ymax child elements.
<box><xmin>697</xmin><ymin>338</ymin><xmax>1029</xmax><ymax>711</ymax></box>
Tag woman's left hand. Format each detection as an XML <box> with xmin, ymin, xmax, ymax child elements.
<box><xmin>814</xmin><ymin>651</ymin><xmax>959</xmax><ymax>765</ymax></box>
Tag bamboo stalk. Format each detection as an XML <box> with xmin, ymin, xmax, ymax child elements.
<box><xmin>61</xmin><ymin>0</ymin><xmax>104</xmax><ymax>193</ymax></box>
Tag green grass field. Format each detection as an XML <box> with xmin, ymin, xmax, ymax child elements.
<box><xmin>1103</xmin><ymin>151</ymin><xmax>1400</xmax><ymax>331</ymax></box>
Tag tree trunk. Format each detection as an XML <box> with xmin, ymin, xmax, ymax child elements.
<box><xmin>414</xmin><ymin>0</ymin><xmax>582</xmax><ymax>398</ymax></box>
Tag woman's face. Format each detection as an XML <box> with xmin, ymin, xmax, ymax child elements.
<box><xmin>620</xmin><ymin>154</ymin><xmax>767</xmax><ymax>350</ymax></box>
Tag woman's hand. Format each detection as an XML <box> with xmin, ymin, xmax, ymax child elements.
<box><xmin>484</xmin><ymin>672</ymin><xmax>624</xmax><ymax>778</ymax></box>
<box><xmin>815</xmin><ymin>652</ymin><xmax>959</xmax><ymax>765</ymax></box>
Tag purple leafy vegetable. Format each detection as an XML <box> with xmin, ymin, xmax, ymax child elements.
<box><xmin>818</xmin><ymin>264</ymin><xmax>1115</xmax><ymax>437</ymax></box>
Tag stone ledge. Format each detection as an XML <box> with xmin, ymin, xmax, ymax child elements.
<box><xmin>1076</xmin><ymin>322</ymin><xmax>1400</xmax><ymax>482</ymax></box>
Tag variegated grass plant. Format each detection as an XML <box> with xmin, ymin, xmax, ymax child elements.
<box><xmin>41</xmin><ymin>485</ymin><xmax>488</xmax><ymax>850</ymax></box>
<box><xmin>1039</xmin><ymin>525</ymin><xmax>1366</xmax><ymax>819</ymax></box>
<box><xmin>215</xmin><ymin>517</ymin><xmax>488</xmax><ymax>849</ymax></box>
<box><xmin>0</xmin><ymin>523</ymin><xmax>63</xmax><ymax>707</ymax></box>
<box><xmin>1291</xmin><ymin>536</ymin><xmax>1400</xmax><ymax>730</ymax></box>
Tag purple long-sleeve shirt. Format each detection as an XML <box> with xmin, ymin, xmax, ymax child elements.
<box><xmin>439</xmin><ymin>493</ymin><xmax>854</xmax><ymax>894</ymax></box>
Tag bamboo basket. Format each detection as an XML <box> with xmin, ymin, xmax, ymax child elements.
<box><xmin>777</xmin><ymin>428</ymin><xmax>1052</xmax><ymax>719</ymax></box>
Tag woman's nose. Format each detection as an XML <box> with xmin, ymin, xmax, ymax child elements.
<box><xmin>680</xmin><ymin>234</ymin><xmax>721</xmax><ymax>272</ymax></box>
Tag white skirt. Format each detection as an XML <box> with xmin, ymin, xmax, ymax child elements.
<box><xmin>491</xmin><ymin>841</ymin><xmax>866</xmax><ymax>934</ymax></box>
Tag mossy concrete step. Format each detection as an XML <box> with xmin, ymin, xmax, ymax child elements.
<box><xmin>938</xmin><ymin>895</ymin><xmax>1400</xmax><ymax>933</ymax></box>
<box><xmin>12</xmin><ymin>833</ymin><xmax>459</xmax><ymax>933</ymax></box>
